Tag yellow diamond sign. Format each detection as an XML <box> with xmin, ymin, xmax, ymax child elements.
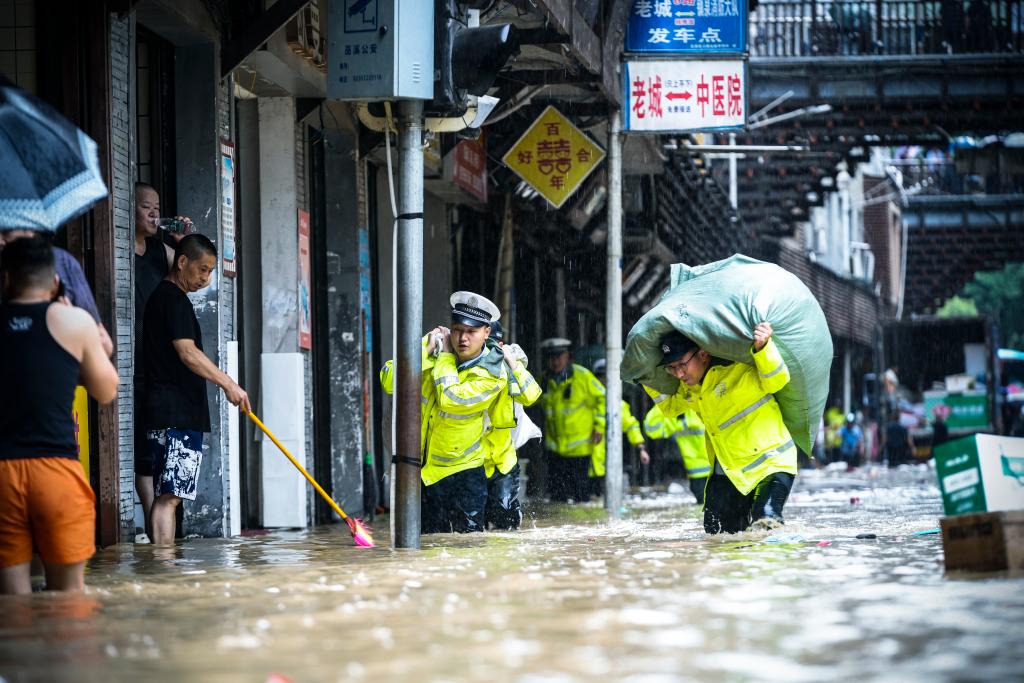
<box><xmin>501</xmin><ymin>105</ymin><xmax>606</xmax><ymax>209</ymax></box>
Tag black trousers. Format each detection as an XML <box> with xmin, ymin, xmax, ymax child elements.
<box><xmin>547</xmin><ymin>453</ymin><xmax>591</xmax><ymax>502</ymax></box>
<box><xmin>689</xmin><ymin>477</ymin><xmax>707</xmax><ymax>505</ymax></box>
<box><xmin>422</xmin><ymin>467</ymin><xmax>487</xmax><ymax>533</ymax></box>
<box><xmin>703</xmin><ymin>472</ymin><xmax>795</xmax><ymax>534</ymax></box>
<box><xmin>486</xmin><ymin>463</ymin><xmax>523</xmax><ymax>530</ymax></box>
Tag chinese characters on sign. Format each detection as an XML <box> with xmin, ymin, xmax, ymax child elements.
<box><xmin>220</xmin><ymin>140</ymin><xmax>237</xmax><ymax>277</ymax></box>
<box><xmin>501</xmin><ymin>106</ymin><xmax>606</xmax><ymax>209</ymax></box>
<box><xmin>452</xmin><ymin>137</ymin><xmax>488</xmax><ymax>204</ymax></box>
<box><xmin>624</xmin><ymin>60</ymin><xmax>746</xmax><ymax>132</ymax></box>
<box><xmin>626</xmin><ymin>0</ymin><xmax>747</xmax><ymax>53</ymax></box>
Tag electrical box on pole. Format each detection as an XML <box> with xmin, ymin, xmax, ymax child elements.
<box><xmin>327</xmin><ymin>0</ymin><xmax>434</xmax><ymax>100</ymax></box>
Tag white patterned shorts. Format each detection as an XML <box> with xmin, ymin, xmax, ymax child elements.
<box><xmin>147</xmin><ymin>428</ymin><xmax>204</xmax><ymax>501</ymax></box>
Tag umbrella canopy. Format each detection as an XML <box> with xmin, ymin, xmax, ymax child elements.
<box><xmin>0</xmin><ymin>79</ymin><xmax>108</xmax><ymax>231</ymax></box>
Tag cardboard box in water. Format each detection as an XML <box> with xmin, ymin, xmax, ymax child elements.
<box><xmin>940</xmin><ymin>511</ymin><xmax>1024</xmax><ymax>572</ymax></box>
<box><xmin>933</xmin><ymin>434</ymin><xmax>1024</xmax><ymax>517</ymax></box>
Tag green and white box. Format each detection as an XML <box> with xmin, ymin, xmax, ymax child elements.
<box><xmin>934</xmin><ymin>434</ymin><xmax>1024</xmax><ymax>517</ymax></box>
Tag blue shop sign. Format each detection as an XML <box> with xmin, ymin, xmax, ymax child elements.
<box><xmin>625</xmin><ymin>0</ymin><xmax>747</xmax><ymax>54</ymax></box>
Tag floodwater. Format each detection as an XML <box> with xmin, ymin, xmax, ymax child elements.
<box><xmin>2</xmin><ymin>466</ymin><xmax>1022</xmax><ymax>683</ymax></box>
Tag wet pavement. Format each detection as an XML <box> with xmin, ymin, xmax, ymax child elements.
<box><xmin>2</xmin><ymin>465</ymin><xmax>1022</xmax><ymax>683</ymax></box>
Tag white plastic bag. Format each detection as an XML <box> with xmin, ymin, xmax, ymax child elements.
<box><xmin>512</xmin><ymin>404</ymin><xmax>542</xmax><ymax>449</ymax></box>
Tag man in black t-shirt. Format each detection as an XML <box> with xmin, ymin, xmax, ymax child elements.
<box><xmin>143</xmin><ymin>234</ymin><xmax>250</xmax><ymax>546</ymax></box>
<box><xmin>133</xmin><ymin>182</ymin><xmax>176</xmax><ymax>540</ymax></box>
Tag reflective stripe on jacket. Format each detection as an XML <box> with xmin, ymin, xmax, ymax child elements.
<box><xmin>380</xmin><ymin>336</ymin><xmax>512</xmax><ymax>486</ymax></box>
<box><xmin>540</xmin><ymin>364</ymin><xmax>606</xmax><ymax>457</ymax></box>
<box><xmin>484</xmin><ymin>361</ymin><xmax>542</xmax><ymax>478</ymax></box>
<box><xmin>643</xmin><ymin>406</ymin><xmax>711</xmax><ymax>479</ymax></box>
<box><xmin>644</xmin><ymin>338</ymin><xmax>795</xmax><ymax>495</ymax></box>
<box><xmin>589</xmin><ymin>400</ymin><xmax>644</xmax><ymax>478</ymax></box>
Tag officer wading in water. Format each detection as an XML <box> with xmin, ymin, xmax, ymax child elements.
<box><xmin>589</xmin><ymin>358</ymin><xmax>648</xmax><ymax>498</ymax></box>
<box><xmin>644</xmin><ymin>322</ymin><xmax>796</xmax><ymax>533</ymax></box>
<box><xmin>539</xmin><ymin>338</ymin><xmax>606</xmax><ymax>503</ymax></box>
<box><xmin>643</xmin><ymin>406</ymin><xmax>710</xmax><ymax>504</ymax></box>
<box><xmin>483</xmin><ymin>321</ymin><xmax>541</xmax><ymax>529</ymax></box>
<box><xmin>380</xmin><ymin>292</ymin><xmax>537</xmax><ymax>533</ymax></box>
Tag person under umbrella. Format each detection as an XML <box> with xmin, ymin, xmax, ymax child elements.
<box><xmin>0</xmin><ymin>77</ymin><xmax>108</xmax><ymax>230</ymax></box>
<box><xmin>0</xmin><ymin>77</ymin><xmax>112</xmax><ymax>355</ymax></box>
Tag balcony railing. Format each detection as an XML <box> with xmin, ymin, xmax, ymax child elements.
<box><xmin>887</xmin><ymin>157</ymin><xmax>1024</xmax><ymax>197</ymax></box>
<box><xmin>751</xmin><ymin>0</ymin><xmax>1024</xmax><ymax>57</ymax></box>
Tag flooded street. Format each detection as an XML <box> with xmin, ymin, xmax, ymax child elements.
<box><xmin>2</xmin><ymin>467</ymin><xmax>1022</xmax><ymax>683</ymax></box>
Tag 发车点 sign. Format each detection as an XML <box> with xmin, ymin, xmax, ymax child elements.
<box><xmin>625</xmin><ymin>0</ymin><xmax>747</xmax><ymax>54</ymax></box>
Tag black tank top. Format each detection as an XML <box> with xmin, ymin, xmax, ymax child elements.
<box><xmin>0</xmin><ymin>302</ymin><xmax>81</xmax><ymax>460</ymax></box>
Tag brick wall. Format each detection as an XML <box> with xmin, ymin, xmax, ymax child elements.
<box><xmin>863</xmin><ymin>176</ymin><xmax>901</xmax><ymax>307</ymax></box>
<box><xmin>110</xmin><ymin>11</ymin><xmax>137</xmax><ymax>539</ymax></box>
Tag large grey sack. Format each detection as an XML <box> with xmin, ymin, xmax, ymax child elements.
<box><xmin>621</xmin><ymin>254</ymin><xmax>833</xmax><ymax>455</ymax></box>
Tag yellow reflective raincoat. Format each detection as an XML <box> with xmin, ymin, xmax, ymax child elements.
<box><xmin>644</xmin><ymin>338</ymin><xmax>794</xmax><ymax>495</ymax></box>
<box><xmin>380</xmin><ymin>336</ymin><xmax>515</xmax><ymax>486</ymax></box>
<box><xmin>589</xmin><ymin>400</ymin><xmax>645</xmax><ymax>478</ymax></box>
<box><xmin>643</xmin><ymin>406</ymin><xmax>711</xmax><ymax>479</ymax></box>
<box><xmin>483</xmin><ymin>360</ymin><xmax>542</xmax><ymax>478</ymax></box>
<box><xmin>541</xmin><ymin>364</ymin><xmax>606</xmax><ymax>457</ymax></box>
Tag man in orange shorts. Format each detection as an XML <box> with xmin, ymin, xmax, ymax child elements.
<box><xmin>0</xmin><ymin>236</ymin><xmax>119</xmax><ymax>594</ymax></box>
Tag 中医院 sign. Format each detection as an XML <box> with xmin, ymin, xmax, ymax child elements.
<box><xmin>624</xmin><ymin>59</ymin><xmax>747</xmax><ymax>132</ymax></box>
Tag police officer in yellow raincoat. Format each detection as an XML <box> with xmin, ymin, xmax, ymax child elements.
<box><xmin>644</xmin><ymin>322</ymin><xmax>796</xmax><ymax>533</ymax></box>
<box><xmin>482</xmin><ymin>321</ymin><xmax>542</xmax><ymax>529</ymax></box>
<box><xmin>643</xmin><ymin>406</ymin><xmax>710</xmax><ymax>504</ymax></box>
<box><xmin>539</xmin><ymin>338</ymin><xmax>606</xmax><ymax>502</ymax></box>
<box><xmin>380</xmin><ymin>292</ymin><xmax>533</xmax><ymax>533</ymax></box>
<box><xmin>588</xmin><ymin>358</ymin><xmax>648</xmax><ymax>498</ymax></box>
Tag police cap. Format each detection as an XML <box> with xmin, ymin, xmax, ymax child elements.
<box><xmin>659</xmin><ymin>331</ymin><xmax>699</xmax><ymax>365</ymax></box>
<box><xmin>450</xmin><ymin>291</ymin><xmax>500</xmax><ymax>328</ymax></box>
<box><xmin>539</xmin><ymin>337</ymin><xmax>572</xmax><ymax>356</ymax></box>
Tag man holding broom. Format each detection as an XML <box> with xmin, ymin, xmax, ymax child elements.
<box><xmin>143</xmin><ymin>234</ymin><xmax>250</xmax><ymax>545</ymax></box>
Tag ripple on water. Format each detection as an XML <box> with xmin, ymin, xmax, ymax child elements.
<box><xmin>4</xmin><ymin>468</ymin><xmax>1022</xmax><ymax>683</ymax></box>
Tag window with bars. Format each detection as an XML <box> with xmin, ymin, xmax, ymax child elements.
<box><xmin>0</xmin><ymin>0</ymin><xmax>35</xmax><ymax>93</ymax></box>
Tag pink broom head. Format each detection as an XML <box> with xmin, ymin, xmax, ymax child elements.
<box><xmin>347</xmin><ymin>517</ymin><xmax>374</xmax><ymax>548</ymax></box>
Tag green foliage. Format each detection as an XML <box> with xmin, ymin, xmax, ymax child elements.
<box><xmin>936</xmin><ymin>296</ymin><xmax>978</xmax><ymax>318</ymax></box>
<box><xmin>958</xmin><ymin>263</ymin><xmax>1024</xmax><ymax>349</ymax></box>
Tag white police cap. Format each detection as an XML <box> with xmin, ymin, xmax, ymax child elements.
<box><xmin>450</xmin><ymin>291</ymin><xmax>500</xmax><ymax>328</ymax></box>
<box><xmin>539</xmin><ymin>337</ymin><xmax>572</xmax><ymax>355</ymax></box>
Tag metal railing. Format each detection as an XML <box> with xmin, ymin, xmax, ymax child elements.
<box><xmin>886</xmin><ymin>157</ymin><xmax>1024</xmax><ymax>196</ymax></box>
<box><xmin>751</xmin><ymin>0</ymin><xmax>1024</xmax><ymax>57</ymax></box>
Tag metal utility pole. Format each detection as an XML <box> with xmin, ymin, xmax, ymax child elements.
<box><xmin>604</xmin><ymin>110</ymin><xmax>624</xmax><ymax>518</ymax></box>
<box><xmin>728</xmin><ymin>132</ymin><xmax>738</xmax><ymax>210</ymax></box>
<box><xmin>393</xmin><ymin>99</ymin><xmax>424</xmax><ymax>549</ymax></box>
<box><xmin>555</xmin><ymin>266</ymin><xmax>567</xmax><ymax>338</ymax></box>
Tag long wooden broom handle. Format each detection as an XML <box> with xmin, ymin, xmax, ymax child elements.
<box><xmin>246</xmin><ymin>411</ymin><xmax>349</xmax><ymax>521</ymax></box>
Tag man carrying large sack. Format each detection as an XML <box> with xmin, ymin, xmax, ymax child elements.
<box><xmin>645</xmin><ymin>321</ymin><xmax>796</xmax><ymax>534</ymax></box>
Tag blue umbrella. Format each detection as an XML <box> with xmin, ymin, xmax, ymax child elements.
<box><xmin>0</xmin><ymin>78</ymin><xmax>108</xmax><ymax>230</ymax></box>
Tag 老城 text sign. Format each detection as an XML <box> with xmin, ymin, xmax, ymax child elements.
<box><xmin>626</xmin><ymin>0</ymin><xmax>747</xmax><ymax>54</ymax></box>
<box><xmin>624</xmin><ymin>59</ymin><xmax>746</xmax><ymax>132</ymax></box>
<box><xmin>501</xmin><ymin>105</ymin><xmax>605</xmax><ymax>209</ymax></box>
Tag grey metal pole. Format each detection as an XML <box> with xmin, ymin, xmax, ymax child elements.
<box><xmin>728</xmin><ymin>132</ymin><xmax>738</xmax><ymax>210</ymax></box>
<box><xmin>555</xmin><ymin>266</ymin><xmax>567</xmax><ymax>338</ymax></box>
<box><xmin>604</xmin><ymin>109</ymin><xmax>624</xmax><ymax>518</ymax></box>
<box><xmin>393</xmin><ymin>99</ymin><xmax>424</xmax><ymax>549</ymax></box>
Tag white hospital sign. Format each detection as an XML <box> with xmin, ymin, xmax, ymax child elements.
<box><xmin>623</xmin><ymin>59</ymin><xmax>747</xmax><ymax>133</ymax></box>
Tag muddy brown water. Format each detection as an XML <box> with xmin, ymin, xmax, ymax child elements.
<box><xmin>1</xmin><ymin>466</ymin><xmax>1021</xmax><ymax>683</ymax></box>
